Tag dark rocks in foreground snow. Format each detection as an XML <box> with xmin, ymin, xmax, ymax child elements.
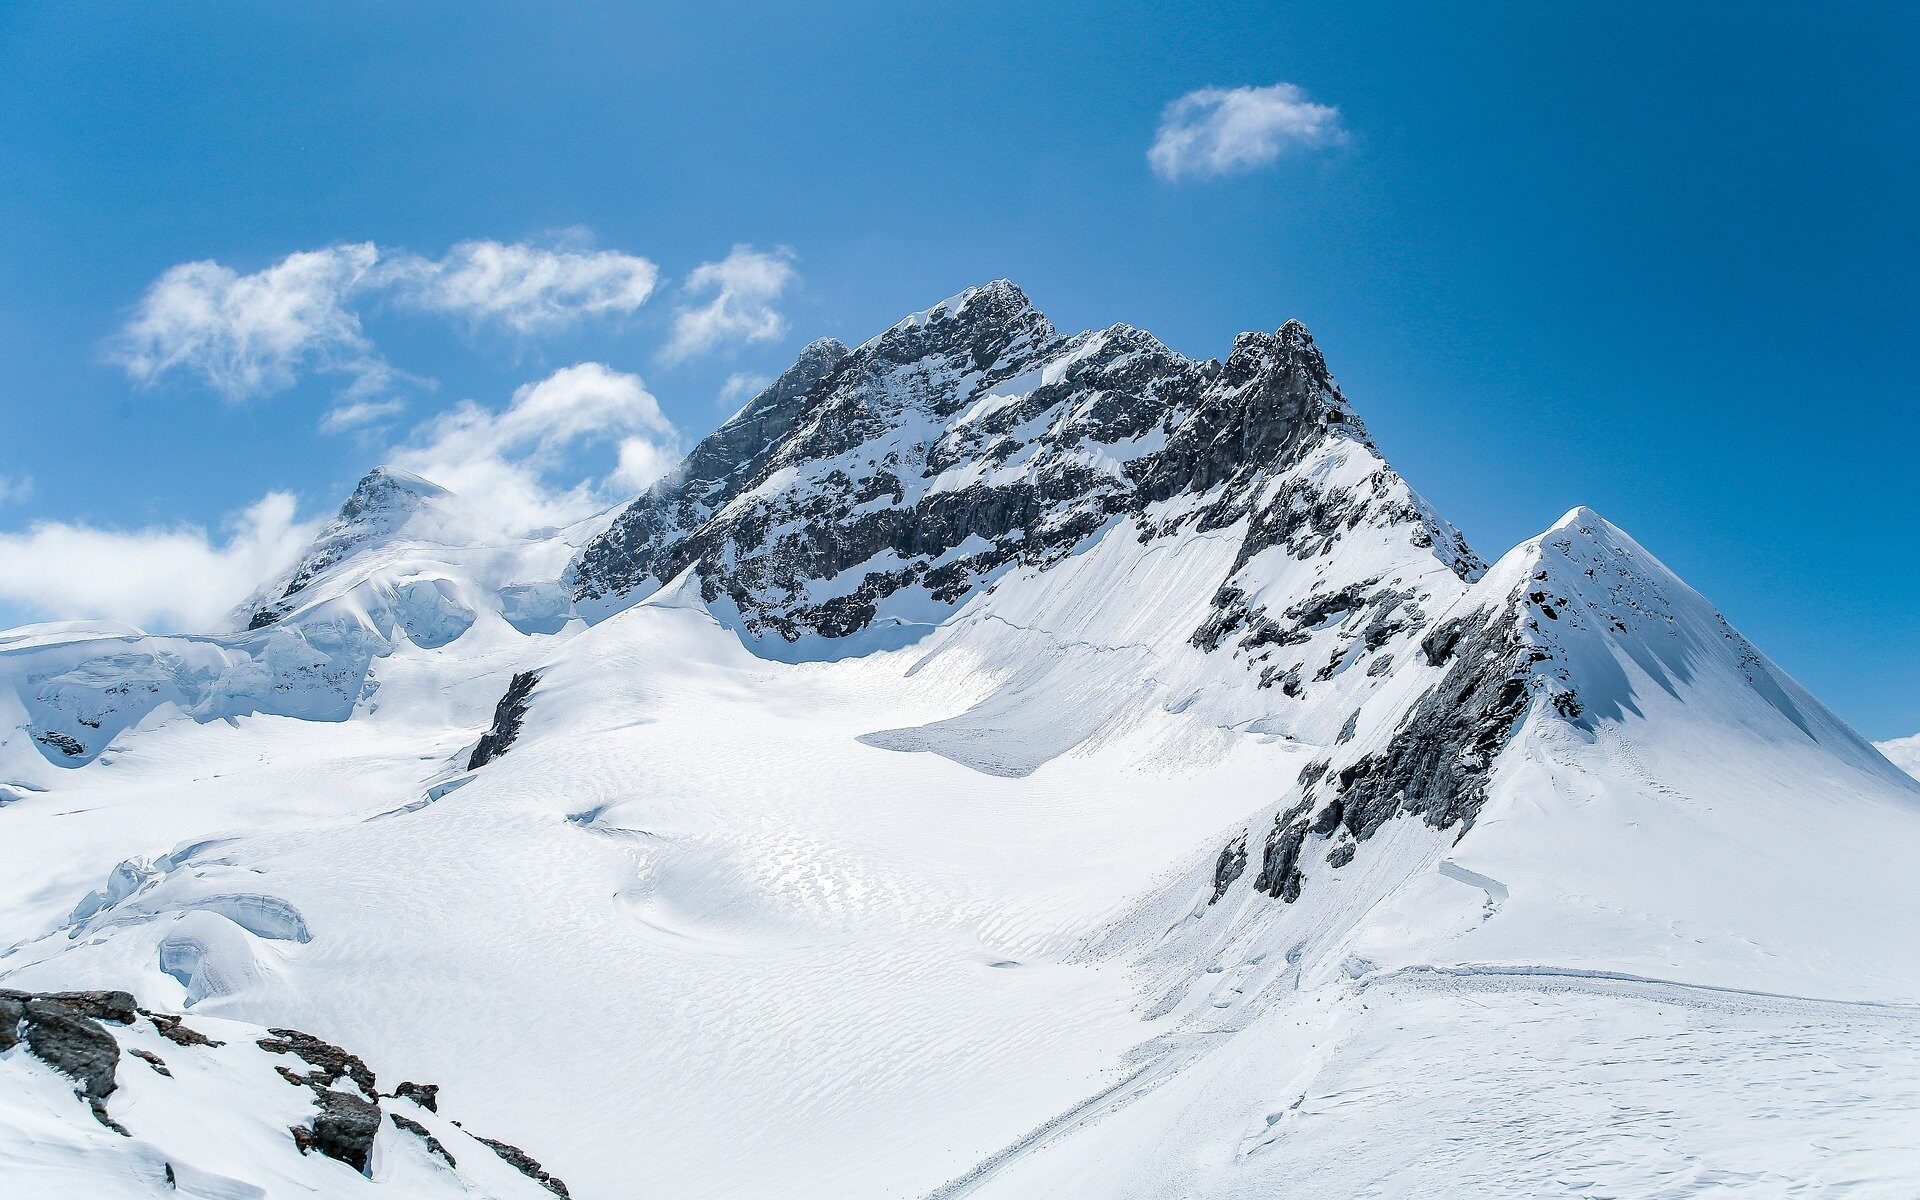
<box><xmin>258</xmin><ymin>1026</ymin><xmax>379</xmax><ymax>1094</ymax></box>
<box><xmin>130</xmin><ymin>1047</ymin><xmax>171</xmax><ymax>1076</ymax></box>
<box><xmin>293</xmin><ymin>1087</ymin><xmax>383</xmax><ymax>1174</ymax></box>
<box><xmin>0</xmin><ymin>985</ymin><xmax>578</xmax><ymax>1191</ymax></box>
<box><xmin>260</xmin><ymin>1027</ymin><xmax>383</xmax><ymax>1174</ymax></box>
<box><xmin>251</xmin><ymin>1022</ymin><xmax>568</xmax><ymax>1188</ymax></box>
<box><xmin>394</xmin><ymin>1079</ymin><xmax>440</xmax><ymax>1111</ymax></box>
<box><xmin>478</xmin><ymin>1136</ymin><xmax>573</xmax><ymax>1197</ymax></box>
<box><xmin>146</xmin><ymin>1008</ymin><xmax>221</xmax><ymax>1047</ymax></box>
<box><xmin>393</xmin><ymin>1112</ymin><xmax>457</xmax><ymax>1167</ymax></box>
<box><xmin>1</xmin><ymin>988</ymin><xmax>134</xmax><ymax>1132</ymax></box>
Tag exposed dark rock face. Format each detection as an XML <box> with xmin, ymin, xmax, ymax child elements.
<box><xmin>1254</xmin><ymin>801</ymin><xmax>1312</xmax><ymax>902</ymax></box>
<box><xmin>258</xmin><ymin>1027</ymin><xmax>378</xmax><ymax>1095</ymax></box>
<box><xmin>34</xmin><ymin>989</ymin><xmax>139</xmax><ymax>1024</ymax></box>
<box><xmin>131</xmin><ymin>1048</ymin><xmax>171</xmax><ymax>1076</ymax></box>
<box><xmin>393</xmin><ymin>1079</ymin><xmax>440</xmax><ymax>1111</ymax></box>
<box><xmin>35</xmin><ymin>730</ymin><xmax>86</xmax><ymax>757</ymax></box>
<box><xmin>1133</xmin><ymin>323</ymin><xmax>1345</xmax><ymax>514</ymax></box>
<box><xmin>1332</xmin><ymin>604</ymin><xmax>1540</xmax><ymax>842</ymax></box>
<box><xmin>1210</xmin><ymin>837</ymin><xmax>1248</xmax><ymax>904</ymax></box>
<box><xmin>296</xmin><ymin>1088</ymin><xmax>382</xmax><ymax>1174</ymax></box>
<box><xmin>1223</xmin><ymin>592</ymin><xmax>1553</xmax><ymax>909</ymax></box>
<box><xmin>144</xmin><ymin>1008</ymin><xmax>221</xmax><ymax>1047</ymax></box>
<box><xmin>571</xmin><ymin>338</ymin><xmax>851</xmax><ymax>605</ymax></box>
<box><xmin>393</xmin><ymin>1112</ymin><xmax>456</xmax><ymax>1167</ymax></box>
<box><xmin>569</xmin><ymin>283</ymin><xmax>1476</xmax><ymax>655</ymax></box>
<box><xmin>468</xmin><ymin>671</ymin><xmax>539</xmax><ymax>770</ymax></box>
<box><xmin>1</xmin><ymin>988</ymin><xmax>131</xmax><ymax>1132</ymax></box>
<box><xmin>478</xmin><ymin>1136</ymin><xmax>572</xmax><ymax>1197</ymax></box>
<box><xmin>20</xmin><ymin>999</ymin><xmax>121</xmax><ymax>1099</ymax></box>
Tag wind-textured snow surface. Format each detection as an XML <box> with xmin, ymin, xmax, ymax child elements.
<box><xmin>4</xmin><ymin>281</ymin><xmax>1918</xmax><ymax>1199</ymax></box>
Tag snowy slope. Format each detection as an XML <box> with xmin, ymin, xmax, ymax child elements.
<box><xmin>3</xmin><ymin>282</ymin><xmax>1917</xmax><ymax>1198</ymax></box>
<box><xmin>943</xmin><ymin>509</ymin><xmax>1920</xmax><ymax>1198</ymax></box>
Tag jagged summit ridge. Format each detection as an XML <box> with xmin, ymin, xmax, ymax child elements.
<box><xmin>569</xmin><ymin>281</ymin><xmax>1475</xmax><ymax>655</ymax></box>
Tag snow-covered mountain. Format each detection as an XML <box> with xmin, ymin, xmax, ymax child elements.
<box><xmin>4</xmin><ymin>282</ymin><xmax>1917</xmax><ymax>1198</ymax></box>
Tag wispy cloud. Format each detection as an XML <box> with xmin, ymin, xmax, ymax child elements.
<box><xmin>0</xmin><ymin>492</ymin><xmax>320</xmax><ymax>632</ymax></box>
<box><xmin>0</xmin><ymin>472</ymin><xmax>33</xmax><ymax>506</ymax></box>
<box><xmin>716</xmin><ymin>371</ymin><xmax>772</xmax><ymax>414</ymax></box>
<box><xmin>318</xmin><ymin>397</ymin><xmax>409</xmax><ymax>434</ymax></box>
<box><xmin>112</xmin><ymin>244</ymin><xmax>387</xmax><ymax>402</ymax></box>
<box><xmin>111</xmin><ymin>237</ymin><xmax>663</xmax><ymax>403</ymax></box>
<box><xmin>663</xmin><ymin>245</ymin><xmax>797</xmax><ymax>363</ymax></box>
<box><xmin>376</xmin><ymin>239</ymin><xmax>659</xmax><ymax>333</ymax></box>
<box><xmin>1148</xmin><ymin>82</ymin><xmax>1346</xmax><ymax>182</ymax></box>
<box><xmin>387</xmin><ymin>362</ymin><xmax>680</xmax><ymax>533</ymax></box>
<box><xmin>0</xmin><ymin>360</ymin><xmax>683</xmax><ymax>629</ymax></box>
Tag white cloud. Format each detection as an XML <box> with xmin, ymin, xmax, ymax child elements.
<box><xmin>112</xmin><ymin>244</ymin><xmax>386</xmax><ymax>401</ymax></box>
<box><xmin>388</xmin><ymin>362</ymin><xmax>679</xmax><ymax>532</ymax></box>
<box><xmin>611</xmin><ymin>437</ymin><xmax>679</xmax><ymax>494</ymax></box>
<box><xmin>1148</xmin><ymin>82</ymin><xmax>1346</xmax><ymax>182</ymax></box>
<box><xmin>1879</xmin><ymin>734</ymin><xmax>1920</xmax><ymax>780</ymax></box>
<box><xmin>319</xmin><ymin>397</ymin><xmax>408</xmax><ymax>434</ymax></box>
<box><xmin>113</xmin><ymin>238</ymin><xmax>662</xmax><ymax>402</ymax></box>
<box><xmin>0</xmin><ymin>492</ymin><xmax>319</xmax><ymax>632</ymax></box>
<box><xmin>0</xmin><ymin>473</ymin><xmax>32</xmax><ymax>506</ymax></box>
<box><xmin>378</xmin><ymin>240</ymin><xmax>659</xmax><ymax>333</ymax></box>
<box><xmin>663</xmin><ymin>245</ymin><xmax>797</xmax><ymax>363</ymax></box>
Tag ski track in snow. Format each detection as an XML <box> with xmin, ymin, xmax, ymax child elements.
<box><xmin>1368</xmin><ymin>961</ymin><xmax>1920</xmax><ymax>1017</ymax></box>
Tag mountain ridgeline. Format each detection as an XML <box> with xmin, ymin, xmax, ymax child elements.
<box><xmin>5</xmin><ymin>280</ymin><xmax>1918</xmax><ymax>1200</ymax></box>
<box><xmin>568</xmin><ymin>280</ymin><xmax>1478</xmax><ymax>646</ymax></box>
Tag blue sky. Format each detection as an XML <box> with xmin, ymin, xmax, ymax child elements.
<box><xmin>0</xmin><ymin>2</ymin><xmax>1913</xmax><ymax>737</ymax></box>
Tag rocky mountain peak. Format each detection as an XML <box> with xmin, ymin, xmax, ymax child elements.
<box><xmin>568</xmin><ymin>284</ymin><xmax>1475</xmax><ymax>656</ymax></box>
<box><xmin>1223</xmin><ymin>320</ymin><xmax>1334</xmax><ymax>398</ymax></box>
<box><xmin>860</xmin><ymin>279</ymin><xmax>1059</xmax><ymax>388</ymax></box>
<box><xmin>337</xmin><ymin>466</ymin><xmax>452</xmax><ymax>522</ymax></box>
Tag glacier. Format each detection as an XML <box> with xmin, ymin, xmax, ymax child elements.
<box><xmin>3</xmin><ymin>281</ymin><xmax>1917</xmax><ymax>1199</ymax></box>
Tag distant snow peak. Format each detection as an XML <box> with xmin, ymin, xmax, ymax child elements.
<box><xmin>241</xmin><ymin>465</ymin><xmax>476</xmax><ymax>630</ymax></box>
